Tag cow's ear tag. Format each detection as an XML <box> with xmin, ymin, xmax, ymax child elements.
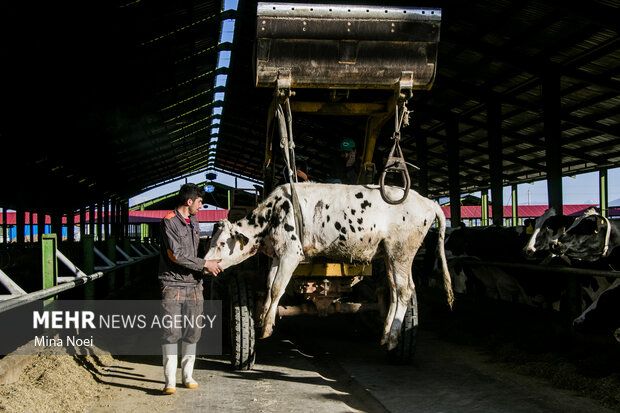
<box><xmin>601</xmin><ymin>219</ymin><xmax>605</xmax><ymax>225</ymax></box>
<box><xmin>594</xmin><ymin>229</ymin><xmax>599</xmax><ymax>234</ymax></box>
<box><xmin>560</xmin><ymin>226</ymin><xmax>566</xmax><ymax>234</ymax></box>
<box><xmin>526</xmin><ymin>224</ymin><xmax>534</xmax><ymax>235</ymax></box>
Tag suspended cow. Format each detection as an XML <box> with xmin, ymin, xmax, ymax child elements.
<box><xmin>205</xmin><ymin>182</ymin><xmax>454</xmax><ymax>350</ymax></box>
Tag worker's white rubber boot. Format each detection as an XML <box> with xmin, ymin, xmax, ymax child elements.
<box><xmin>162</xmin><ymin>343</ymin><xmax>177</xmax><ymax>394</ymax></box>
<box><xmin>181</xmin><ymin>342</ymin><xmax>198</xmax><ymax>389</ymax></box>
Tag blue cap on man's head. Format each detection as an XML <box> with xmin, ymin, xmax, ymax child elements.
<box><xmin>339</xmin><ymin>138</ymin><xmax>356</xmax><ymax>151</ymax></box>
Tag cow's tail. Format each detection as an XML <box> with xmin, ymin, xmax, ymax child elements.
<box><xmin>433</xmin><ymin>201</ymin><xmax>455</xmax><ymax>309</ymax></box>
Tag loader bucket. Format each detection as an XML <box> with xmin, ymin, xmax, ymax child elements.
<box><xmin>255</xmin><ymin>2</ymin><xmax>441</xmax><ymax>90</ymax></box>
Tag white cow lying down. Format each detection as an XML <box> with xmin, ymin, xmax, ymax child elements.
<box><xmin>206</xmin><ymin>183</ymin><xmax>454</xmax><ymax>350</ymax></box>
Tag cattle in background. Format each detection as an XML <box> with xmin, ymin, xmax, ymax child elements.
<box><xmin>205</xmin><ymin>183</ymin><xmax>454</xmax><ymax>350</ymax></box>
<box><xmin>437</xmin><ymin>223</ymin><xmax>557</xmax><ymax>308</ymax></box>
<box><xmin>523</xmin><ymin>207</ymin><xmax>576</xmax><ymax>260</ymax></box>
<box><xmin>444</xmin><ymin>224</ymin><xmax>532</xmax><ymax>263</ymax></box>
<box><xmin>573</xmin><ymin>278</ymin><xmax>620</xmax><ymax>341</ymax></box>
<box><xmin>553</xmin><ymin>207</ymin><xmax>620</xmax><ymax>265</ymax></box>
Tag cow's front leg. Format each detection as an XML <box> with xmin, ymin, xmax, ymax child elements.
<box><xmin>260</xmin><ymin>252</ymin><xmax>302</xmax><ymax>339</ymax></box>
<box><xmin>259</xmin><ymin>257</ymin><xmax>280</xmax><ymax>328</ymax></box>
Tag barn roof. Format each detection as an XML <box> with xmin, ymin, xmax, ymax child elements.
<box><xmin>1</xmin><ymin>0</ymin><xmax>619</xmax><ymax>213</ymax></box>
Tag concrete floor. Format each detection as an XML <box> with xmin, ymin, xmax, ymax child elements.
<box><xmin>85</xmin><ymin>314</ymin><xmax>613</xmax><ymax>413</ymax></box>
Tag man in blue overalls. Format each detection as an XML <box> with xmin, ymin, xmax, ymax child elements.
<box><xmin>158</xmin><ymin>183</ymin><xmax>223</xmax><ymax>395</ymax></box>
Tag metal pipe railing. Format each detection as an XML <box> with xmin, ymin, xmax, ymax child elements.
<box><xmin>0</xmin><ymin>239</ymin><xmax>158</xmax><ymax>314</ymax></box>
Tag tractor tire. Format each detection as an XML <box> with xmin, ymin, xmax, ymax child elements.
<box><xmin>388</xmin><ymin>290</ymin><xmax>418</xmax><ymax>364</ymax></box>
<box><xmin>229</xmin><ymin>272</ymin><xmax>256</xmax><ymax>370</ymax></box>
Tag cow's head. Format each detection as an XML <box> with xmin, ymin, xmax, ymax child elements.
<box><xmin>204</xmin><ymin>219</ymin><xmax>258</xmax><ymax>269</ymax></box>
<box><xmin>524</xmin><ymin>208</ymin><xmax>556</xmax><ymax>256</ymax></box>
<box><xmin>552</xmin><ymin>209</ymin><xmax>610</xmax><ymax>261</ymax></box>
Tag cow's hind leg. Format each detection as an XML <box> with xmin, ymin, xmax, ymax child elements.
<box><xmin>381</xmin><ymin>257</ymin><xmax>397</xmax><ymax>346</ymax></box>
<box><xmin>259</xmin><ymin>257</ymin><xmax>280</xmax><ymax>328</ymax></box>
<box><xmin>260</xmin><ymin>253</ymin><xmax>301</xmax><ymax>339</ymax></box>
<box><xmin>385</xmin><ymin>258</ymin><xmax>415</xmax><ymax>351</ymax></box>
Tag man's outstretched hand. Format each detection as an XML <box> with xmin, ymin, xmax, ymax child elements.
<box><xmin>203</xmin><ymin>259</ymin><xmax>223</xmax><ymax>276</ymax></box>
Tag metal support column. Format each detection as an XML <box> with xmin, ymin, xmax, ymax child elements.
<box><xmin>106</xmin><ymin>236</ymin><xmax>117</xmax><ymax>292</ymax></box>
<box><xmin>27</xmin><ymin>212</ymin><xmax>33</xmax><ymax>242</ymax></box>
<box><xmin>481</xmin><ymin>190</ymin><xmax>489</xmax><ymax>226</ymax></box>
<box><xmin>98</xmin><ymin>202</ymin><xmax>104</xmax><ymax>241</ymax></box>
<box><xmin>511</xmin><ymin>184</ymin><xmax>518</xmax><ymax>226</ymax></box>
<box><xmin>122</xmin><ymin>202</ymin><xmax>129</xmax><ymax>239</ymax></box>
<box><xmin>543</xmin><ymin>73</ymin><xmax>563</xmax><ymax>215</ymax></box>
<box><xmin>110</xmin><ymin>200</ymin><xmax>118</xmax><ymax>238</ymax></box>
<box><xmin>41</xmin><ymin>234</ymin><xmax>58</xmax><ymax>301</ymax></box>
<box><xmin>600</xmin><ymin>169</ymin><xmax>608</xmax><ymax>218</ymax></box>
<box><xmin>80</xmin><ymin>207</ymin><xmax>86</xmax><ymax>241</ymax></box>
<box><xmin>123</xmin><ymin>237</ymin><xmax>131</xmax><ymax>287</ymax></box>
<box><xmin>16</xmin><ymin>209</ymin><xmax>24</xmax><ymax>244</ymax></box>
<box><xmin>38</xmin><ymin>211</ymin><xmax>46</xmax><ymax>243</ymax></box>
<box><xmin>67</xmin><ymin>210</ymin><xmax>75</xmax><ymax>242</ymax></box>
<box><xmin>51</xmin><ymin>213</ymin><xmax>62</xmax><ymax>242</ymax></box>
<box><xmin>83</xmin><ymin>234</ymin><xmax>95</xmax><ymax>300</ymax></box>
<box><xmin>1</xmin><ymin>209</ymin><xmax>6</xmax><ymax>243</ymax></box>
<box><xmin>447</xmin><ymin>120</ymin><xmax>461</xmax><ymax>227</ymax></box>
<box><xmin>90</xmin><ymin>204</ymin><xmax>96</xmax><ymax>241</ymax></box>
<box><xmin>104</xmin><ymin>199</ymin><xmax>110</xmax><ymax>240</ymax></box>
<box><xmin>488</xmin><ymin>98</ymin><xmax>504</xmax><ymax>226</ymax></box>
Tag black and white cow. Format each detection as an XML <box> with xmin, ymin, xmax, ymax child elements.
<box><xmin>523</xmin><ymin>207</ymin><xmax>576</xmax><ymax>259</ymax></box>
<box><xmin>573</xmin><ymin>278</ymin><xmax>620</xmax><ymax>340</ymax></box>
<box><xmin>553</xmin><ymin>207</ymin><xmax>620</xmax><ymax>263</ymax></box>
<box><xmin>445</xmin><ymin>224</ymin><xmax>532</xmax><ymax>263</ymax></box>
<box><xmin>205</xmin><ymin>183</ymin><xmax>454</xmax><ymax>350</ymax></box>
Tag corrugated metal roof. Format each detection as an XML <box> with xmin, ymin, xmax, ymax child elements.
<box><xmin>1</xmin><ymin>0</ymin><xmax>618</xmax><ymax>214</ymax></box>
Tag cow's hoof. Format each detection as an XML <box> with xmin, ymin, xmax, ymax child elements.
<box><xmin>260</xmin><ymin>325</ymin><xmax>273</xmax><ymax>339</ymax></box>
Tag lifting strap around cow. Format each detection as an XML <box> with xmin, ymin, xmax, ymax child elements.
<box><xmin>272</xmin><ymin>86</ymin><xmax>305</xmax><ymax>243</ymax></box>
